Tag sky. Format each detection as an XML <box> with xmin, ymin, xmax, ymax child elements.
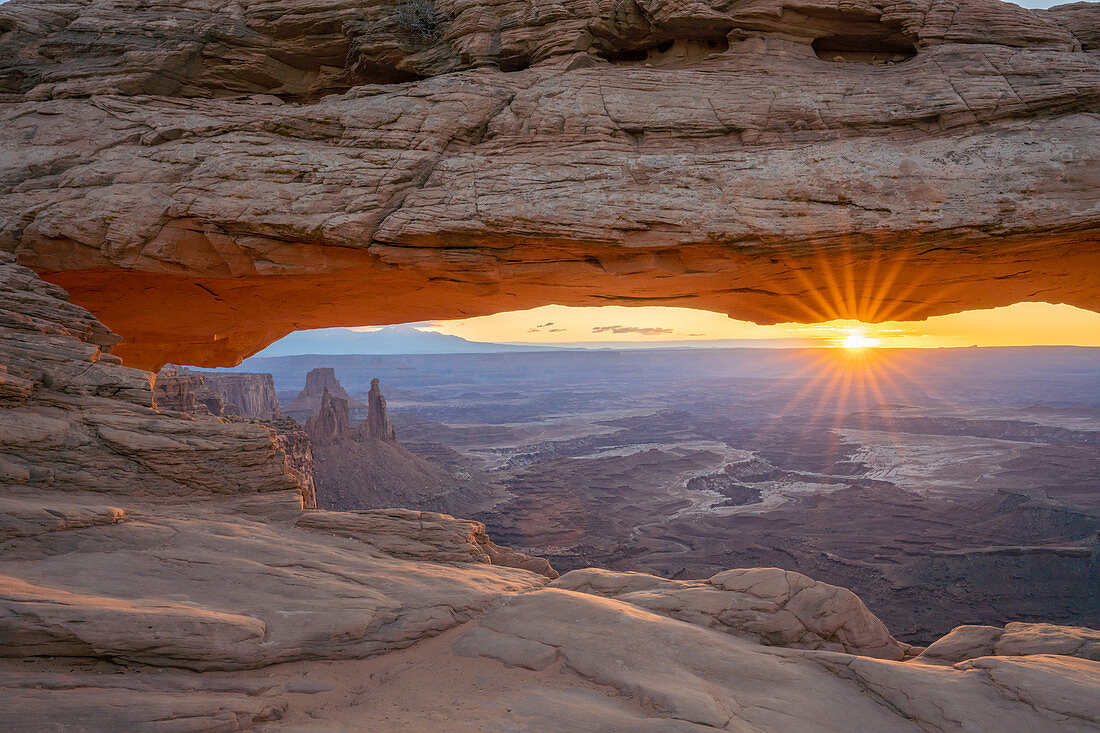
<box><xmin>385</xmin><ymin>302</ymin><xmax>1100</xmax><ymax>349</ymax></box>
<box><xmin>1006</xmin><ymin>0</ymin><xmax>1074</xmax><ymax>6</ymax></box>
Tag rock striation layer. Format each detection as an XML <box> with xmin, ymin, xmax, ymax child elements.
<box><xmin>199</xmin><ymin>372</ymin><xmax>283</xmax><ymax>419</ymax></box>
<box><xmin>285</xmin><ymin>367</ymin><xmax>365</xmax><ymax>423</ymax></box>
<box><xmin>304</xmin><ymin>377</ymin><xmax>491</xmax><ymax>514</ymax></box>
<box><xmin>298</xmin><ymin>508</ymin><xmax>559</xmax><ymax>579</ymax></box>
<box><xmin>0</xmin><ymin>0</ymin><xmax>1096</xmax><ymax>367</ymax></box>
<box><xmin>0</xmin><ymin>251</ymin><xmax>308</xmax><ymax>505</ymax></box>
<box><xmin>155</xmin><ymin>365</ymin><xmax>317</xmax><ymax>507</ymax></box>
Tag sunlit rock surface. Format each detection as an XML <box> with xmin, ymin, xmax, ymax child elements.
<box><xmin>553</xmin><ymin>567</ymin><xmax>906</xmax><ymax>659</ymax></box>
<box><xmin>0</xmin><ymin>0</ymin><xmax>1097</xmax><ymax>367</ymax></box>
<box><xmin>919</xmin><ymin>621</ymin><xmax>1100</xmax><ymax>664</ymax></box>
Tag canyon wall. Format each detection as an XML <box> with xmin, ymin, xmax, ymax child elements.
<box><xmin>0</xmin><ymin>251</ymin><xmax>308</xmax><ymax>503</ymax></box>
<box><xmin>200</xmin><ymin>372</ymin><xmax>283</xmax><ymax>419</ymax></box>
<box><xmin>0</xmin><ymin>0</ymin><xmax>1096</xmax><ymax>367</ymax></box>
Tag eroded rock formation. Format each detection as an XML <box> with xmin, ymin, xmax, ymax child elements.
<box><xmin>304</xmin><ymin>376</ymin><xmax>491</xmax><ymax>514</ymax></box>
<box><xmin>304</xmin><ymin>386</ymin><xmax>354</xmax><ymax>444</ymax></box>
<box><xmin>267</xmin><ymin>415</ymin><xmax>318</xmax><ymax>510</ymax></box>
<box><xmin>155</xmin><ymin>366</ymin><xmax>317</xmax><ymax>507</ymax></box>
<box><xmin>0</xmin><ymin>0</ymin><xmax>1096</xmax><ymax>368</ymax></box>
<box><xmin>298</xmin><ymin>508</ymin><xmax>558</xmax><ymax>579</ymax></box>
<box><xmin>364</xmin><ymin>377</ymin><xmax>397</xmax><ymax>441</ymax></box>
<box><xmin>554</xmin><ymin>567</ymin><xmax>907</xmax><ymax>659</ymax></box>
<box><xmin>286</xmin><ymin>367</ymin><xmax>364</xmax><ymax>423</ymax></box>
<box><xmin>199</xmin><ymin>372</ymin><xmax>283</xmax><ymax>419</ymax></box>
<box><xmin>919</xmin><ymin>621</ymin><xmax>1100</xmax><ymax>664</ymax></box>
<box><xmin>0</xmin><ymin>251</ymin><xmax>307</xmax><ymax>503</ymax></box>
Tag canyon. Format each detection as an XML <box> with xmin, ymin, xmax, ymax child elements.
<box><xmin>301</xmin><ymin>373</ymin><xmax>494</xmax><ymax>513</ymax></box>
<box><xmin>236</xmin><ymin>347</ymin><xmax>1100</xmax><ymax>646</ymax></box>
<box><xmin>0</xmin><ymin>0</ymin><xmax>1098</xmax><ymax>729</ymax></box>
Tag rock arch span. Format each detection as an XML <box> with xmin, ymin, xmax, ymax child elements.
<box><xmin>0</xmin><ymin>0</ymin><xmax>1097</xmax><ymax>369</ymax></box>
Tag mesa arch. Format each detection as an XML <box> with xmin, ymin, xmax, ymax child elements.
<box><xmin>0</xmin><ymin>0</ymin><xmax>1097</xmax><ymax>369</ymax></box>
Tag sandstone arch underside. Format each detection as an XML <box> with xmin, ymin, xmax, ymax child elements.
<box><xmin>0</xmin><ymin>0</ymin><xmax>1098</xmax><ymax>369</ymax></box>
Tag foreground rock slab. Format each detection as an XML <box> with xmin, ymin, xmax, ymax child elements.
<box><xmin>452</xmin><ymin>589</ymin><xmax>1100</xmax><ymax>731</ymax></box>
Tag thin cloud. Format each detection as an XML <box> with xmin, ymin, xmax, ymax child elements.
<box><xmin>592</xmin><ymin>325</ymin><xmax>675</xmax><ymax>336</ymax></box>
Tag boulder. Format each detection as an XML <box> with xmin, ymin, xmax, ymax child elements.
<box><xmin>920</xmin><ymin>621</ymin><xmax>1100</xmax><ymax>664</ymax></box>
<box><xmin>553</xmin><ymin>566</ymin><xmax>903</xmax><ymax>659</ymax></box>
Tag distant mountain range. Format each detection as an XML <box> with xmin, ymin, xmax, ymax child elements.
<box><xmin>250</xmin><ymin>326</ymin><xmax>559</xmax><ymax>357</ymax></box>
<box><xmin>250</xmin><ymin>326</ymin><xmax>824</xmax><ymax>357</ymax></box>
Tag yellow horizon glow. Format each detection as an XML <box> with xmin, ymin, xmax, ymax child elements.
<box><xmin>380</xmin><ymin>302</ymin><xmax>1100</xmax><ymax>348</ymax></box>
<box><xmin>840</xmin><ymin>329</ymin><xmax>882</xmax><ymax>350</ymax></box>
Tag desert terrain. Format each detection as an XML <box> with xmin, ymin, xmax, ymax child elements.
<box><xmin>231</xmin><ymin>347</ymin><xmax>1100</xmax><ymax>644</ymax></box>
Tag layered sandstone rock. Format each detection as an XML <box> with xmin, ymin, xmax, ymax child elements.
<box><xmin>0</xmin><ymin>252</ymin><xmax>307</xmax><ymax>506</ymax></box>
<box><xmin>153</xmin><ymin>366</ymin><xmax>221</xmax><ymax>416</ymax></box>
<box><xmin>304</xmin><ymin>377</ymin><xmax>491</xmax><ymax>514</ymax></box>
<box><xmin>553</xmin><ymin>567</ymin><xmax>905</xmax><ymax>659</ymax></box>
<box><xmin>919</xmin><ymin>621</ymin><xmax>1100</xmax><ymax>664</ymax></box>
<box><xmin>0</xmin><ymin>0</ymin><xmax>1096</xmax><ymax>368</ymax></box>
<box><xmin>156</xmin><ymin>366</ymin><xmax>318</xmax><ymax>507</ymax></box>
<box><xmin>286</xmin><ymin>367</ymin><xmax>364</xmax><ymax>423</ymax></box>
<box><xmin>157</xmin><ymin>368</ymin><xmax>282</xmax><ymax>421</ymax></box>
<box><xmin>268</xmin><ymin>415</ymin><xmax>318</xmax><ymax>510</ymax></box>
<box><xmin>200</xmin><ymin>372</ymin><xmax>282</xmax><ymax>419</ymax></box>
<box><xmin>298</xmin><ymin>508</ymin><xmax>558</xmax><ymax>579</ymax></box>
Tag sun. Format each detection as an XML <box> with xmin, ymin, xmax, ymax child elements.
<box><xmin>839</xmin><ymin>329</ymin><xmax>881</xmax><ymax>350</ymax></box>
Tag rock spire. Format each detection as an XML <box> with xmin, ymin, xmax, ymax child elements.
<box><xmin>285</xmin><ymin>367</ymin><xmax>363</xmax><ymax>423</ymax></box>
<box><xmin>363</xmin><ymin>377</ymin><xmax>397</xmax><ymax>442</ymax></box>
<box><xmin>304</xmin><ymin>387</ymin><xmax>352</xmax><ymax>446</ymax></box>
